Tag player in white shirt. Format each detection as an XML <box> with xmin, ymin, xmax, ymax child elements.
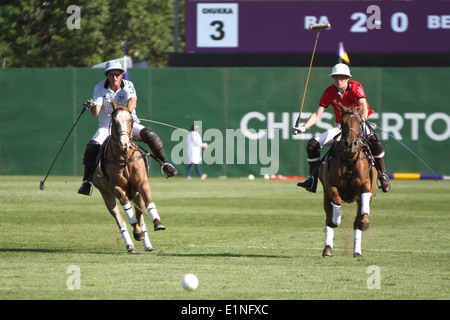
<box><xmin>78</xmin><ymin>60</ymin><xmax>177</xmax><ymax>195</ymax></box>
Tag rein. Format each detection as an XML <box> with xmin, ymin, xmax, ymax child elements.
<box><xmin>340</xmin><ymin>111</ymin><xmax>370</xmax><ymax>156</ymax></box>
<box><xmin>105</xmin><ymin>108</ymin><xmax>147</xmax><ymax>174</ymax></box>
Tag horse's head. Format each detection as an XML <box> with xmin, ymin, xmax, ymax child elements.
<box><xmin>339</xmin><ymin>104</ymin><xmax>363</xmax><ymax>155</ymax></box>
<box><xmin>110</xmin><ymin>99</ymin><xmax>133</xmax><ymax>154</ymax></box>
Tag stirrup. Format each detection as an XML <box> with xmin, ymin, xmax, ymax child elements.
<box><xmin>161</xmin><ymin>163</ymin><xmax>178</xmax><ymax>178</ymax></box>
<box><xmin>378</xmin><ymin>173</ymin><xmax>391</xmax><ymax>193</ymax></box>
<box><xmin>297</xmin><ymin>176</ymin><xmax>318</xmax><ymax>193</ymax></box>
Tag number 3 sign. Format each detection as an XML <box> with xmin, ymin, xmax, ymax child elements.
<box><xmin>197</xmin><ymin>3</ymin><xmax>238</xmax><ymax>47</ymax></box>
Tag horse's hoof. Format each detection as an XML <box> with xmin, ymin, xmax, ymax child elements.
<box><xmin>153</xmin><ymin>219</ymin><xmax>166</xmax><ymax>231</ymax></box>
<box><xmin>322</xmin><ymin>245</ymin><xmax>333</xmax><ymax>257</ymax></box>
<box><xmin>145</xmin><ymin>247</ymin><xmax>156</xmax><ymax>253</ymax></box>
<box><xmin>127</xmin><ymin>246</ymin><xmax>137</xmax><ymax>254</ymax></box>
<box><xmin>133</xmin><ymin>231</ymin><xmax>145</xmax><ymax>241</ymax></box>
<box><xmin>353</xmin><ymin>252</ymin><xmax>362</xmax><ymax>258</ymax></box>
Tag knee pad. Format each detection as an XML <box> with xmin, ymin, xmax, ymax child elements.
<box><xmin>83</xmin><ymin>140</ymin><xmax>100</xmax><ymax>165</ymax></box>
<box><xmin>140</xmin><ymin>127</ymin><xmax>163</xmax><ymax>150</ymax></box>
<box><xmin>368</xmin><ymin>134</ymin><xmax>384</xmax><ymax>158</ymax></box>
<box><xmin>306</xmin><ymin>138</ymin><xmax>321</xmax><ymax>161</ymax></box>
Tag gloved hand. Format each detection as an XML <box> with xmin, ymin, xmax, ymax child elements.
<box><xmin>292</xmin><ymin>124</ymin><xmax>306</xmax><ymax>135</ymax></box>
<box><xmin>83</xmin><ymin>99</ymin><xmax>96</xmax><ymax>109</ymax></box>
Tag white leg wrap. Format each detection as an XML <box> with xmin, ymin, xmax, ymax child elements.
<box><xmin>120</xmin><ymin>226</ymin><xmax>134</xmax><ymax>249</ymax></box>
<box><xmin>331</xmin><ymin>202</ymin><xmax>342</xmax><ymax>226</ymax></box>
<box><xmin>324</xmin><ymin>226</ymin><xmax>334</xmax><ymax>248</ymax></box>
<box><xmin>146</xmin><ymin>202</ymin><xmax>160</xmax><ymax>222</ymax></box>
<box><xmin>354</xmin><ymin>229</ymin><xmax>362</xmax><ymax>255</ymax></box>
<box><xmin>361</xmin><ymin>192</ymin><xmax>372</xmax><ymax>215</ymax></box>
<box><xmin>140</xmin><ymin>223</ymin><xmax>153</xmax><ymax>250</ymax></box>
<box><xmin>122</xmin><ymin>203</ymin><xmax>137</xmax><ymax>225</ymax></box>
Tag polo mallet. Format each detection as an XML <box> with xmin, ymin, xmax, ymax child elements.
<box><xmin>294</xmin><ymin>23</ymin><xmax>332</xmax><ymax>129</ymax></box>
<box><xmin>39</xmin><ymin>106</ymin><xmax>88</xmax><ymax>190</ymax></box>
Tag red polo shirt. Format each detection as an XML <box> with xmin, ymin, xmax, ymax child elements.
<box><xmin>319</xmin><ymin>81</ymin><xmax>374</xmax><ymax>123</ymax></box>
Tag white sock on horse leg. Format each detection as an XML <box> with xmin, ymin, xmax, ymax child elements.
<box><xmin>324</xmin><ymin>226</ymin><xmax>334</xmax><ymax>248</ymax></box>
<box><xmin>146</xmin><ymin>202</ymin><xmax>160</xmax><ymax>222</ymax></box>
<box><xmin>140</xmin><ymin>222</ymin><xmax>153</xmax><ymax>250</ymax></box>
<box><xmin>331</xmin><ymin>202</ymin><xmax>342</xmax><ymax>226</ymax></box>
<box><xmin>122</xmin><ymin>203</ymin><xmax>137</xmax><ymax>225</ymax></box>
<box><xmin>354</xmin><ymin>229</ymin><xmax>362</xmax><ymax>255</ymax></box>
<box><xmin>361</xmin><ymin>192</ymin><xmax>372</xmax><ymax>215</ymax></box>
<box><xmin>120</xmin><ymin>226</ymin><xmax>134</xmax><ymax>249</ymax></box>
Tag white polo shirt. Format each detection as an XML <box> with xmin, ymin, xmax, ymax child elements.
<box><xmin>90</xmin><ymin>79</ymin><xmax>144</xmax><ymax>144</ymax></box>
<box><xmin>93</xmin><ymin>79</ymin><xmax>139</xmax><ymax>128</ymax></box>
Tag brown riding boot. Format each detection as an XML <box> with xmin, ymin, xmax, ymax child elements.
<box><xmin>374</xmin><ymin>157</ymin><xmax>391</xmax><ymax>193</ymax></box>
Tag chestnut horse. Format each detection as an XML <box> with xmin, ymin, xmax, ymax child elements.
<box><xmin>92</xmin><ymin>101</ymin><xmax>165</xmax><ymax>253</ymax></box>
<box><xmin>319</xmin><ymin>105</ymin><xmax>377</xmax><ymax>258</ymax></box>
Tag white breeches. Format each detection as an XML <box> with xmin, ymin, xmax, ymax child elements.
<box><xmin>314</xmin><ymin>123</ymin><xmax>373</xmax><ymax>148</ymax></box>
<box><xmin>91</xmin><ymin>123</ymin><xmax>145</xmax><ymax>145</ymax></box>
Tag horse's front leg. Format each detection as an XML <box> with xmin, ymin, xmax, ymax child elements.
<box><xmin>135</xmin><ymin>182</ymin><xmax>165</xmax><ymax>231</ymax></box>
<box><xmin>133</xmin><ymin>195</ymin><xmax>156</xmax><ymax>252</ymax></box>
<box><xmin>329</xmin><ymin>186</ymin><xmax>342</xmax><ymax>227</ymax></box>
<box><xmin>113</xmin><ymin>185</ymin><xmax>143</xmax><ymax>237</ymax></box>
<box><xmin>354</xmin><ymin>191</ymin><xmax>372</xmax><ymax>231</ymax></box>
<box><xmin>353</xmin><ymin>193</ymin><xmax>372</xmax><ymax>258</ymax></box>
<box><xmin>97</xmin><ymin>188</ymin><xmax>136</xmax><ymax>253</ymax></box>
<box><xmin>323</xmin><ymin>186</ymin><xmax>344</xmax><ymax>257</ymax></box>
<box><xmin>323</xmin><ymin>192</ymin><xmax>334</xmax><ymax>257</ymax></box>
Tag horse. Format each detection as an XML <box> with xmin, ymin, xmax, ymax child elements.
<box><xmin>92</xmin><ymin>100</ymin><xmax>165</xmax><ymax>253</ymax></box>
<box><xmin>318</xmin><ymin>105</ymin><xmax>377</xmax><ymax>258</ymax></box>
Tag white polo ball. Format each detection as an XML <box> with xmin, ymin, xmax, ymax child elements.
<box><xmin>181</xmin><ymin>273</ymin><xmax>199</xmax><ymax>290</ymax></box>
<box><xmin>248</xmin><ymin>174</ymin><xmax>255</xmax><ymax>180</ymax></box>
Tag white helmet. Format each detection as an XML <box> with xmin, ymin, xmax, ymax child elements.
<box><xmin>329</xmin><ymin>63</ymin><xmax>352</xmax><ymax>77</ymax></box>
<box><xmin>104</xmin><ymin>60</ymin><xmax>125</xmax><ymax>75</ymax></box>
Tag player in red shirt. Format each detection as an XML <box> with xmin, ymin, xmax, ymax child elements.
<box><xmin>293</xmin><ymin>63</ymin><xmax>390</xmax><ymax>193</ymax></box>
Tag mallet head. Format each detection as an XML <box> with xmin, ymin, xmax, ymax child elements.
<box><xmin>309</xmin><ymin>23</ymin><xmax>332</xmax><ymax>30</ymax></box>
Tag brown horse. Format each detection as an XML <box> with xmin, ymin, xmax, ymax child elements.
<box><xmin>318</xmin><ymin>105</ymin><xmax>377</xmax><ymax>258</ymax></box>
<box><xmin>92</xmin><ymin>101</ymin><xmax>165</xmax><ymax>253</ymax></box>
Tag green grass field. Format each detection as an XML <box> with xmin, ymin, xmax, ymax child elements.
<box><xmin>0</xmin><ymin>175</ymin><xmax>448</xmax><ymax>301</ymax></box>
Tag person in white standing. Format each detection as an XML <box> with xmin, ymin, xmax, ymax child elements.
<box><xmin>186</xmin><ymin>124</ymin><xmax>208</xmax><ymax>180</ymax></box>
<box><xmin>78</xmin><ymin>60</ymin><xmax>178</xmax><ymax>195</ymax></box>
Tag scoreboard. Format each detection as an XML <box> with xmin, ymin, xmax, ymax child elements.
<box><xmin>185</xmin><ymin>0</ymin><xmax>450</xmax><ymax>53</ymax></box>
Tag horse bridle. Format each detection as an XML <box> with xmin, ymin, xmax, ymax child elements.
<box><xmin>340</xmin><ymin>111</ymin><xmax>368</xmax><ymax>154</ymax></box>
<box><xmin>107</xmin><ymin>107</ymin><xmax>145</xmax><ymax>170</ymax></box>
<box><xmin>110</xmin><ymin>107</ymin><xmax>133</xmax><ymax>145</ymax></box>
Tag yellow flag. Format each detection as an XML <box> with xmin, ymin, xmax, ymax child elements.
<box><xmin>339</xmin><ymin>41</ymin><xmax>350</xmax><ymax>64</ymax></box>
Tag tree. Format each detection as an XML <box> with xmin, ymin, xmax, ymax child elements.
<box><xmin>0</xmin><ymin>0</ymin><xmax>185</xmax><ymax>67</ymax></box>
